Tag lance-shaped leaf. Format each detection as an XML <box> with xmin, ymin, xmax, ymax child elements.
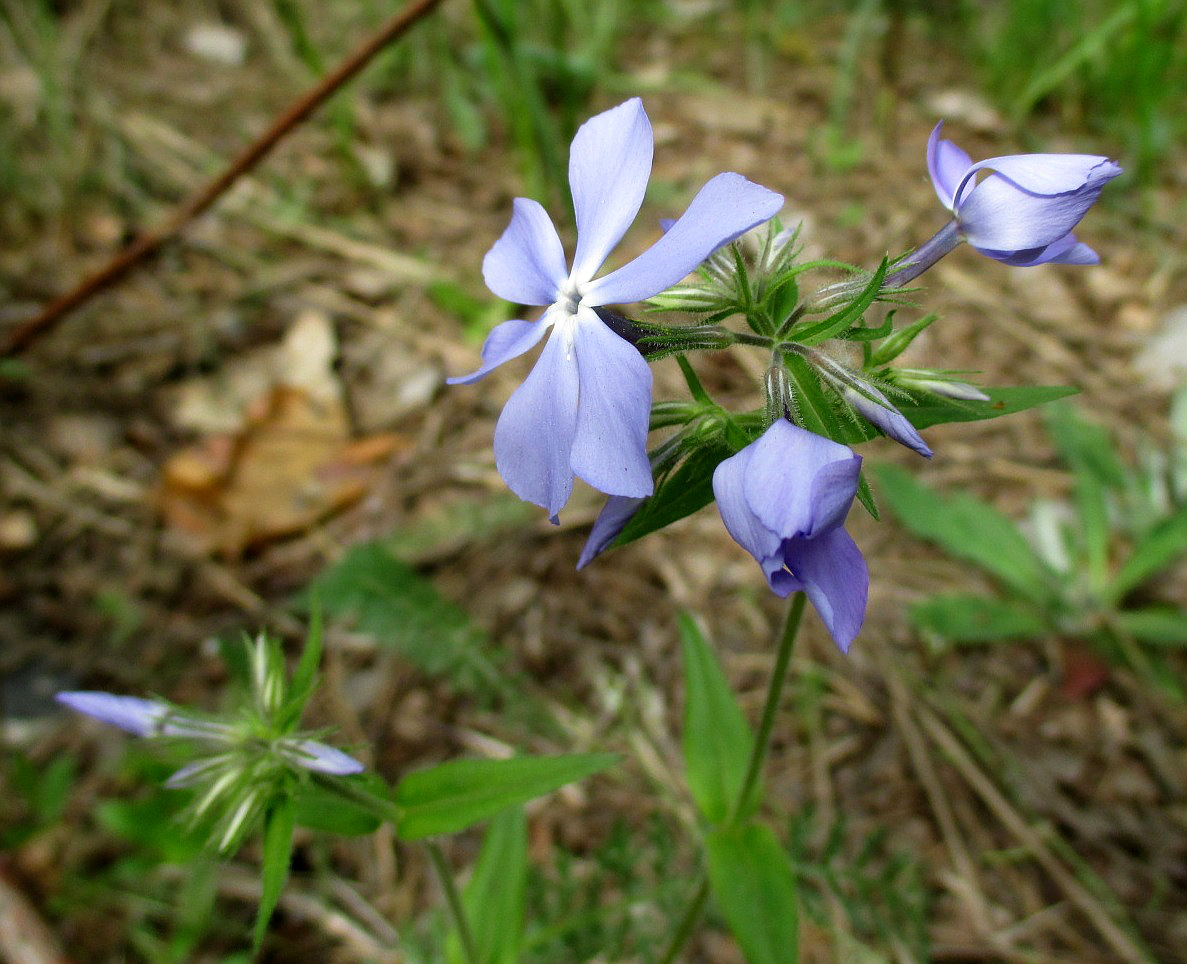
<box><xmin>874</xmin><ymin>465</ymin><xmax>1054</xmax><ymax>604</ymax></box>
<box><xmin>706</xmin><ymin>823</ymin><xmax>798</xmax><ymax>964</ymax></box>
<box><xmin>394</xmin><ymin>754</ymin><xmax>617</xmax><ymax>840</ymax></box>
<box><xmin>911</xmin><ymin>593</ymin><xmax>1047</xmax><ymax>643</ymax></box>
<box><xmin>254</xmin><ymin>796</ymin><xmax>297</xmax><ymax>952</ymax></box>
<box><xmin>679</xmin><ymin>613</ymin><xmax>755</xmax><ymax>824</ymax></box>
<box><xmin>447</xmin><ymin>807</ymin><xmax>528</xmax><ymax>964</ymax></box>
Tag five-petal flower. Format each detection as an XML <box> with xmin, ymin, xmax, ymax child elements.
<box><xmin>927</xmin><ymin>122</ymin><xmax>1121</xmax><ymax>266</ymax></box>
<box><xmin>712</xmin><ymin>420</ymin><xmax>869</xmax><ymax>651</ymax></box>
<box><xmin>451</xmin><ymin>98</ymin><xmax>783</xmax><ymax>519</ymax></box>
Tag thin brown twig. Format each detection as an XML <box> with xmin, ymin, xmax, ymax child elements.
<box><xmin>1</xmin><ymin>0</ymin><xmax>449</xmax><ymax>358</ymax></box>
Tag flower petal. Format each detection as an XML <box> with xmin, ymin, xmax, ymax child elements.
<box><xmin>956</xmin><ymin>153</ymin><xmax>1121</xmax><ymax>204</ymax></box>
<box><xmin>57</xmin><ymin>691</ymin><xmax>166</xmax><ymax>736</ymax></box>
<box><xmin>577</xmin><ymin>494</ymin><xmax>646</xmax><ymax>569</ymax></box>
<box><xmin>973</xmin><ymin>232</ymin><xmax>1099</xmax><ymax>267</ymax></box>
<box><xmin>493</xmin><ymin>324</ymin><xmax>580</xmax><ymax>518</ymax></box>
<box><xmin>741</xmin><ymin>420</ymin><xmax>859</xmax><ymax>538</ymax></box>
<box><xmin>482</xmin><ymin>198</ymin><xmax>568</xmax><ymax>305</ymax></box>
<box><xmin>569</xmin><ymin>308</ymin><xmax>654</xmax><ymax>499</ymax></box>
<box><xmin>568</xmin><ymin>98</ymin><xmax>654</xmax><ymax>284</ymax></box>
<box><xmin>844</xmin><ymin>386</ymin><xmax>932</xmax><ymax>458</ymax></box>
<box><xmin>713</xmin><ymin>443</ymin><xmax>783</xmax><ymax>567</ymax></box>
<box><xmin>926</xmin><ymin>122</ymin><xmax>972</xmax><ymax>209</ymax></box>
<box><xmin>954</xmin><ymin>155</ymin><xmax>1121</xmax><ymax>251</ymax></box>
<box><xmin>447</xmin><ymin>316</ymin><xmax>552</xmax><ymax>385</ymax></box>
<box><xmin>784</xmin><ymin>528</ymin><xmax>868</xmax><ymax>652</ymax></box>
<box><xmin>586</xmin><ymin>173</ymin><xmax>784</xmax><ymax>306</ymax></box>
<box><xmin>285</xmin><ymin>739</ymin><xmax>366</xmax><ymax>775</ymax></box>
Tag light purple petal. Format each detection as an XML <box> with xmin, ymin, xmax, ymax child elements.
<box><xmin>577</xmin><ymin>495</ymin><xmax>647</xmax><ymax>569</ymax></box>
<box><xmin>741</xmin><ymin>420</ymin><xmax>858</xmax><ymax>538</ymax></box>
<box><xmin>956</xmin><ymin>153</ymin><xmax>1121</xmax><ymax>205</ymax></box>
<box><xmin>973</xmin><ymin>232</ymin><xmax>1099</xmax><ymax>267</ymax></box>
<box><xmin>285</xmin><ymin>739</ymin><xmax>365</xmax><ymax>775</ymax></box>
<box><xmin>57</xmin><ymin>691</ymin><xmax>167</xmax><ymax>736</ymax></box>
<box><xmin>447</xmin><ymin>316</ymin><xmax>552</xmax><ymax>385</ymax></box>
<box><xmin>954</xmin><ymin>155</ymin><xmax>1120</xmax><ymax>251</ymax></box>
<box><xmin>569</xmin><ymin>308</ymin><xmax>654</xmax><ymax>499</ymax></box>
<box><xmin>493</xmin><ymin>325</ymin><xmax>580</xmax><ymax>518</ymax></box>
<box><xmin>586</xmin><ymin>173</ymin><xmax>784</xmax><ymax>306</ymax></box>
<box><xmin>568</xmin><ymin>98</ymin><xmax>653</xmax><ymax>284</ymax></box>
<box><xmin>844</xmin><ymin>387</ymin><xmax>932</xmax><ymax>458</ymax></box>
<box><xmin>713</xmin><ymin>444</ymin><xmax>783</xmax><ymax>565</ymax></box>
<box><xmin>926</xmin><ymin>122</ymin><xmax>972</xmax><ymax>209</ymax></box>
<box><xmin>805</xmin><ymin>456</ymin><xmax>863</xmax><ymax>537</ymax></box>
<box><xmin>482</xmin><ymin>198</ymin><xmax>568</xmax><ymax>305</ymax></box>
<box><xmin>784</xmin><ymin>528</ymin><xmax>868</xmax><ymax>652</ymax></box>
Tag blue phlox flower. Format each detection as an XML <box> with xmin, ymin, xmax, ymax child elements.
<box><xmin>927</xmin><ymin>122</ymin><xmax>1121</xmax><ymax>266</ymax></box>
<box><xmin>451</xmin><ymin>98</ymin><xmax>784</xmax><ymax>520</ymax></box>
<box><xmin>712</xmin><ymin>420</ymin><xmax>869</xmax><ymax>652</ymax></box>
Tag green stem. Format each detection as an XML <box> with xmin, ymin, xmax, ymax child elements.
<box><xmin>659</xmin><ymin>593</ymin><xmax>808</xmax><ymax>961</ymax></box>
<box><xmin>658</xmin><ymin>876</ymin><xmax>709</xmax><ymax>964</ymax></box>
<box><xmin>427</xmin><ymin>841</ymin><xmax>479</xmax><ymax>964</ymax></box>
<box><xmin>731</xmin><ymin>592</ymin><xmax>806</xmax><ymax>824</ymax></box>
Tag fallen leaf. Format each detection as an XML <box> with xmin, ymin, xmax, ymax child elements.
<box><xmin>160</xmin><ymin>387</ymin><xmax>409</xmax><ymax>556</ymax></box>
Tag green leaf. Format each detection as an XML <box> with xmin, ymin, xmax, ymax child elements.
<box><xmin>790</xmin><ymin>257</ymin><xmax>888</xmax><ymax>346</ymax></box>
<box><xmin>1115</xmin><ymin>608</ymin><xmax>1187</xmax><ymax>646</ymax></box>
<box><xmin>311</xmin><ymin>541</ymin><xmax>503</xmax><ymax>694</ymax></box>
<box><xmin>706</xmin><ymin>823</ymin><xmax>798</xmax><ymax>964</ymax></box>
<box><xmin>293</xmin><ymin>777</ymin><xmax>385</xmax><ymax>836</ymax></box>
<box><xmin>898</xmin><ymin>385</ymin><xmax>1079</xmax><ymax>429</ymax></box>
<box><xmin>873</xmin><ymin>464</ymin><xmax>1053</xmax><ymax>603</ymax></box>
<box><xmin>910</xmin><ymin>593</ymin><xmax>1047</xmax><ymax>642</ymax></box>
<box><xmin>1044</xmin><ymin>403</ymin><xmax>1128</xmax><ymax>487</ymax></box>
<box><xmin>447</xmin><ymin>807</ymin><xmax>528</xmax><ymax>964</ymax></box>
<box><xmin>1112</xmin><ymin>503</ymin><xmax>1187</xmax><ymax>599</ymax></box>
<box><xmin>614</xmin><ymin>440</ymin><xmax>733</xmax><ymax>548</ymax></box>
<box><xmin>254</xmin><ymin>796</ymin><xmax>296</xmax><ymax>952</ymax></box>
<box><xmin>394</xmin><ymin>754</ymin><xmax>618</xmax><ymax>840</ymax></box>
<box><xmin>679</xmin><ymin>613</ymin><xmax>754</xmax><ymax>824</ymax></box>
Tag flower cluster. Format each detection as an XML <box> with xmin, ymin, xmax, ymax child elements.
<box><xmin>453</xmin><ymin>99</ymin><xmax>1120</xmax><ymax>651</ymax></box>
<box><xmin>58</xmin><ymin>634</ymin><xmax>361</xmax><ymax>852</ymax></box>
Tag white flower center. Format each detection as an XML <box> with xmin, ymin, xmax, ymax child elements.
<box><xmin>555</xmin><ymin>279</ymin><xmax>584</xmax><ymax>316</ymax></box>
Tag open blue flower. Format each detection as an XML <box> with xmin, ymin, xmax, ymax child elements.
<box><xmin>451</xmin><ymin>98</ymin><xmax>783</xmax><ymax>519</ymax></box>
<box><xmin>712</xmin><ymin>421</ymin><xmax>868</xmax><ymax>652</ymax></box>
<box><xmin>927</xmin><ymin>122</ymin><xmax>1120</xmax><ymax>266</ymax></box>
